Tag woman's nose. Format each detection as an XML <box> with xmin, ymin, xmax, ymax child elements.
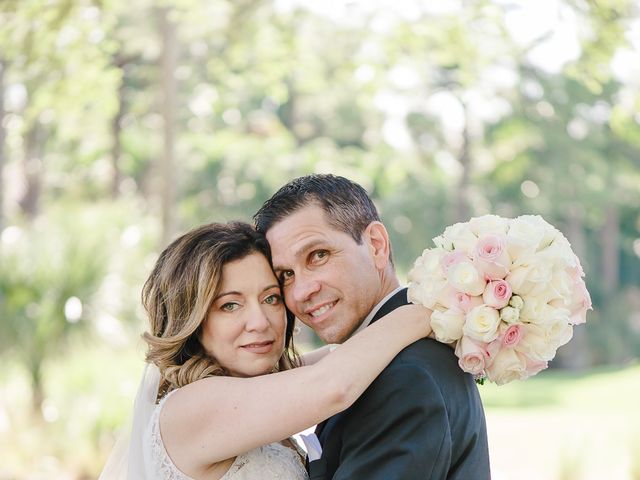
<box><xmin>245</xmin><ymin>304</ymin><xmax>270</xmax><ymax>332</ymax></box>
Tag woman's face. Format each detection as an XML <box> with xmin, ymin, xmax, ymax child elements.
<box><xmin>201</xmin><ymin>252</ymin><xmax>287</xmax><ymax>377</ymax></box>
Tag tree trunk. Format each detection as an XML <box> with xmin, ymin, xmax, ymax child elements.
<box><xmin>601</xmin><ymin>201</ymin><xmax>619</xmax><ymax>293</ymax></box>
<box><xmin>157</xmin><ymin>7</ymin><xmax>177</xmax><ymax>246</ymax></box>
<box><xmin>29</xmin><ymin>356</ymin><xmax>45</xmax><ymax>414</ymax></box>
<box><xmin>18</xmin><ymin>122</ymin><xmax>43</xmax><ymax>218</ymax></box>
<box><xmin>110</xmin><ymin>68</ymin><xmax>126</xmax><ymax>198</ymax></box>
<box><xmin>0</xmin><ymin>59</ymin><xmax>5</xmax><ymax>230</ymax></box>
<box><xmin>455</xmin><ymin>112</ymin><xmax>471</xmax><ymax>222</ymax></box>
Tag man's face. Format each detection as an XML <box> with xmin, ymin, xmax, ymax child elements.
<box><xmin>266</xmin><ymin>204</ymin><xmax>385</xmax><ymax>343</ymax></box>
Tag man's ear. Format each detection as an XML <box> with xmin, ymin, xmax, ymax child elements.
<box><xmin>364</xmin><ymin>221</ymin><xmax>391</xmax><ymax>270</ymax></box>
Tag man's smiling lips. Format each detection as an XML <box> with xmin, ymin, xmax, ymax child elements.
<box><xmin>305</xmin><ymin>301</ymin><xmax>337</xmax><ymax>323</ymax></box>
<box><xmin>241</xmin><ymin>341</ymin><xmax>275</xmax><ymax>354</ymax></box>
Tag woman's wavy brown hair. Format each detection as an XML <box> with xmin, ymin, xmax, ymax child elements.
<box><xmin>142</xmin><ymin>221</ymin><xmax>299</xmax><ymax>400</ymax></box>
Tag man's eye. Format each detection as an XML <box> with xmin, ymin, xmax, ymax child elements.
<box><xmin>221</xmin><ymin>302</ymin><xmax>240</xmax><ymax>312</ymax></box>
<box><xmin>279</xmin><ymin>270</ymin><xmax>294</xmax><ymax>286</ymax></box>
<box><xmin>311</xmin><ymin>250</ymin><xmax>329</xmax><ymax>263</ymax></box>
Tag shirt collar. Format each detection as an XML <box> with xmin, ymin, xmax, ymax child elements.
<box><xmin>351</xmin><ymin>285</ymin><xmax>405</xmax><ymax>338</ymax></box>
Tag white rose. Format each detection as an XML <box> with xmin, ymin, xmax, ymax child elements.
<box><xmin>513</xmin><ymin>215</ymin><xmax>559</xmax><ymax>249</ymax></box>
<box><xmin>469</xmin><ymin>214</ymin><xmax>509</xmax><ymax>237</ymax></box>
<box><xmin>408</xmin><ymin>248</ymin><xmax>446</xmax><ymax>283</ymax></box>
<box><xmin>505</xmin><ymin>256</ymin><xmax>553</xmax><ymax>297</ymax></box>
<box><xmin>536</xmin><ymin>236</ymin><xmax>575</xmax><ymax>269</ymax></box>
<box><xmin>431</xmin><ymin>309</ymin><xmax>466</xmax><ymax>343</ymax></box>
<box><xmin>448</xmin><ymin>262</ymin><xmax>486</xmax><ymax>296</ymax></box>
<box><xmin>441</xmin><ymin>222</ymin><xmax>478</xmax><ymax>255</ymax></box>
<box><xmin>407</xmin><ymin>276</ymin><xmax>448</xmax><ymax>309</ymax></box>
<box><xmin>485</xmin><ymin>347</ymin><xmax>528</xmax><ymax>385</ymax></box>
<box><xmin>545</xmin><ymin>269</ymin><xmax>574</xmax><ymax>303</ymax></box>
<box><xmin>506</xmin><ymin>217</ymin><xmax>546</xmax><ymax>258</ymax></box>
<box><xmin>519</xmin><ymin>296</ymin><xmax>551</xmax><ymax>323</ymax></box>
<box><xmin>545</xmin><ymin>308</ymin><xmax>573</xmax><ymax>347</ymax></box>
<box><xmin>500</xmin><ymin>306</ymin><xmax>520</xmax><ymax>324</ymax></box>
<box><xmin>515</xmin><ymin>322</ymin><xmax>567</xmax><ymax>362</ymax></box>
<box><xmin>463</xmin><ymin>305</ymin><xmax>501</xmax><ymax>343</ymax></box>
<box><xmin>433</xmin><ymin>235</ymin><xmax>452</xmax><ymax>251</ymax></box>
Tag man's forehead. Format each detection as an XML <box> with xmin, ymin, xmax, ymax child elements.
<box><xmin>268</xmin><ymin>230</ymin><xmax>328</xmax><ymax>266</ymax></box>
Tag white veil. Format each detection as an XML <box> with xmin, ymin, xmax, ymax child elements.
<box><xmin>99</xmin><ymin>363</ymin><xmax>161</xmax><ymax>479</ymax></box>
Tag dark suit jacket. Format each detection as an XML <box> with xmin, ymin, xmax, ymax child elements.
<box><xmin>308</xmin><ymin>288</ymin><xmax>490</xmax><ymax>480</ymax></box>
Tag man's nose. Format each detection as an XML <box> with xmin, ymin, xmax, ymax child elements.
<box><xmin>290</xmin><ymin>271</ymin><xmax>321</xmax><ymax>304</ymax></box>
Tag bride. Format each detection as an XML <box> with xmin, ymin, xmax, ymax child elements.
<box><xmin>100</xmin><ymin>221</ymin><xmax>432</xmax><ymax>479</ymax></box>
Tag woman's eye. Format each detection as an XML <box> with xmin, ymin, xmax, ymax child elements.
<box><xmin>264</xmin><ymin>294</ymin><xmax>282</xmax><ymax>305</ymax></box>
<box><xmin>221</xmin><ymin>302</ymin><xmax>240</xmax><ymax>312</ymax></box>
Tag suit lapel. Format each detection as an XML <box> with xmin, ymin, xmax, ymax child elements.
<box><xmin>314</xmin><ymin>288</ymin><xmax>409</xmax><ymax>443</ymax></box>
<box><xmin>369</xmin><ymin>287</ymin><xmax>409</xmax><ymax>325</ymax></box>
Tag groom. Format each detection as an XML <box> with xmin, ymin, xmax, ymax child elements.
<box><xmin>254</xmin><ymin>174</ymin><xmax>490</xmax><ymax>479</ymax></box>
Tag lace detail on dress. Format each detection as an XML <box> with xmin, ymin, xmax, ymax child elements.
<box><xmin>145</xmin><ymin>390</ymin><xmax>192</xmax><ymax>480</ymax></box>
<box><xmin>144</xmin><ymin>390</ymin><xmax>308</xmax><ymax>480</ymax></box>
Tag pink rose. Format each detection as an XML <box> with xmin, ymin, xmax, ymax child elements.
<box><xmin>485</xmin><ymin>337</ymin><xmax>502</xmax><ymax>366</ymax></box>
<box><xmin>483</xmin><ymin>280</ymin><xmax>512</xmax><ymax>309</ymax></box>
<box><xmin>449</xmin><ymin>290</ymin><xmax>483</xmax><ymax>313</ymax></box>
<box><xmin>568</xmin><ymin>279</ymin><xmax>592</xmax><ymax>325</ymax></box>
<box><xmin>454</xmin><ymin>336</ymin><xmax>488</xmax><ymax>375</ymax></box>
<box><xmin>569</xmin><ymin>254</ymin><xmax>585</xmax><ymax>279</ymax></box>
<box><xmin>474</xmin><ymin>234</ymin><xmax>511</xmax><ymax>280</ymax></box>
<box><xmin>502</xmin><ymin>323</ymin><xmax>523</xmax><ymax>348</ymax></box>
<box><xmin>521</xmin><ymin>354</ymin><xmax>548</xmax><ymax>379</ymax></box>
<box><xmin>441</xmin><ymin>250</ymin><xmax>469</xmax><ymax>272</ymax></box>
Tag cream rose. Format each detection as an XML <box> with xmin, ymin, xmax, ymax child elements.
<box><xmin>407</xmin><ymin>276</ymin><xmax>448</xmax><ymax>309</ymax></box>
<box><xmin>515</xmin><ymin>318</ymin><xmax>571</xmax><ymax>362</ymax></box>
<box><xmin>505</xmin><ymin>257</ymin><xmax>553</xmax><ymax>297</ymax></box>
<box><xmin>485</xmin><ymin>348</ymin><xmax>528</xmax><ymax>385</ymax></box>
<box><xmin>469</xmin><ymin>214</ymin><xmax>510</xmax><ymax>237</ymax></box>
<box><xmin>408</xmin><ymin>248</ymin><xmax>446</xmax><ymax>283</ymax></box>
<box><xmin>431</xmin><ymin>309</ymin><xmax>466</xmax><ymax>343</ymax></box>
<box><xmin>440</xmin><ymin>222</ymin><xmax>479</xmax><ymax>255</ymax></box>
<box><xmin>506</xmin><ymin>217</ymin><xmax>546</xmax><ymax>258</ymax></box>
<box><xmin>463</xmin><ymin>305</ymin><xmax>501</xmax><ymax>343</ymax></box>
<box><xmin>512</xmin><ymin>215</ymin><xmax>559</xmax><ymax>249</ymax></box>
<box><xmin>518</xmin><ymin>296</ymin><xmax>552</xmax><ymax>323</ymax></box>
<box><xmin>448</xmin><ymin>261</ymin><xmax>486</xmax><ymax>296</ymax></box>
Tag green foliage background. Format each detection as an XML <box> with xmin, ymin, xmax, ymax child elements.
<box><xmin>0</xmin><ymin>0</ymin><xmax>639</xmax><ymax>478</ymax></box>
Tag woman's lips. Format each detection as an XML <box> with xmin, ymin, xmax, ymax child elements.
<box><xmin>241</xmin><ymin>341</ymin><xmax>275</xmax><ymax>354</ymax></box>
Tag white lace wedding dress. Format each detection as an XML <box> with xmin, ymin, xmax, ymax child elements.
<box><xmin>144</xmin><ymin>390</ymin><xmax>309</xmax><ymax>479</ymax></box>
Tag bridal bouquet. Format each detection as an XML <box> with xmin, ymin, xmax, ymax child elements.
<box><xmin>408</xmin><ymin>215</ymin><xmax>591</xmax><ymax>385</ymax></box>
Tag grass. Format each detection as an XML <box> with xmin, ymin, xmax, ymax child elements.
<box><xmin>479</xmin><ymin>362</ymin><xmax>640</xmax><ymax>411</ymax></box>
<box><xmin>0</xmin><ymin>343</ymin><xmax>638</xmax><ymax>479</ymax></box>
<box><xmin>479</xmin><ymin>362</ymin><xmax>640</xmax><ymax>480</ymax></box>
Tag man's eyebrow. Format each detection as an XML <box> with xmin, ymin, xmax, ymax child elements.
<box><xmin>293</xmin><ymin>239</ymin><xmax>327</xmax><ymax>258</ymax></box>
<box><xmin>272</xmin><ymin>239</ymin><xmax>328</xmax><ymax>272</ymax></box>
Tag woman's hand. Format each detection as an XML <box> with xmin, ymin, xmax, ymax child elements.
<box><xmin>394</xmin><ymin>304</ymin><xmax>433</xmax><ymax>338</ymax></box>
